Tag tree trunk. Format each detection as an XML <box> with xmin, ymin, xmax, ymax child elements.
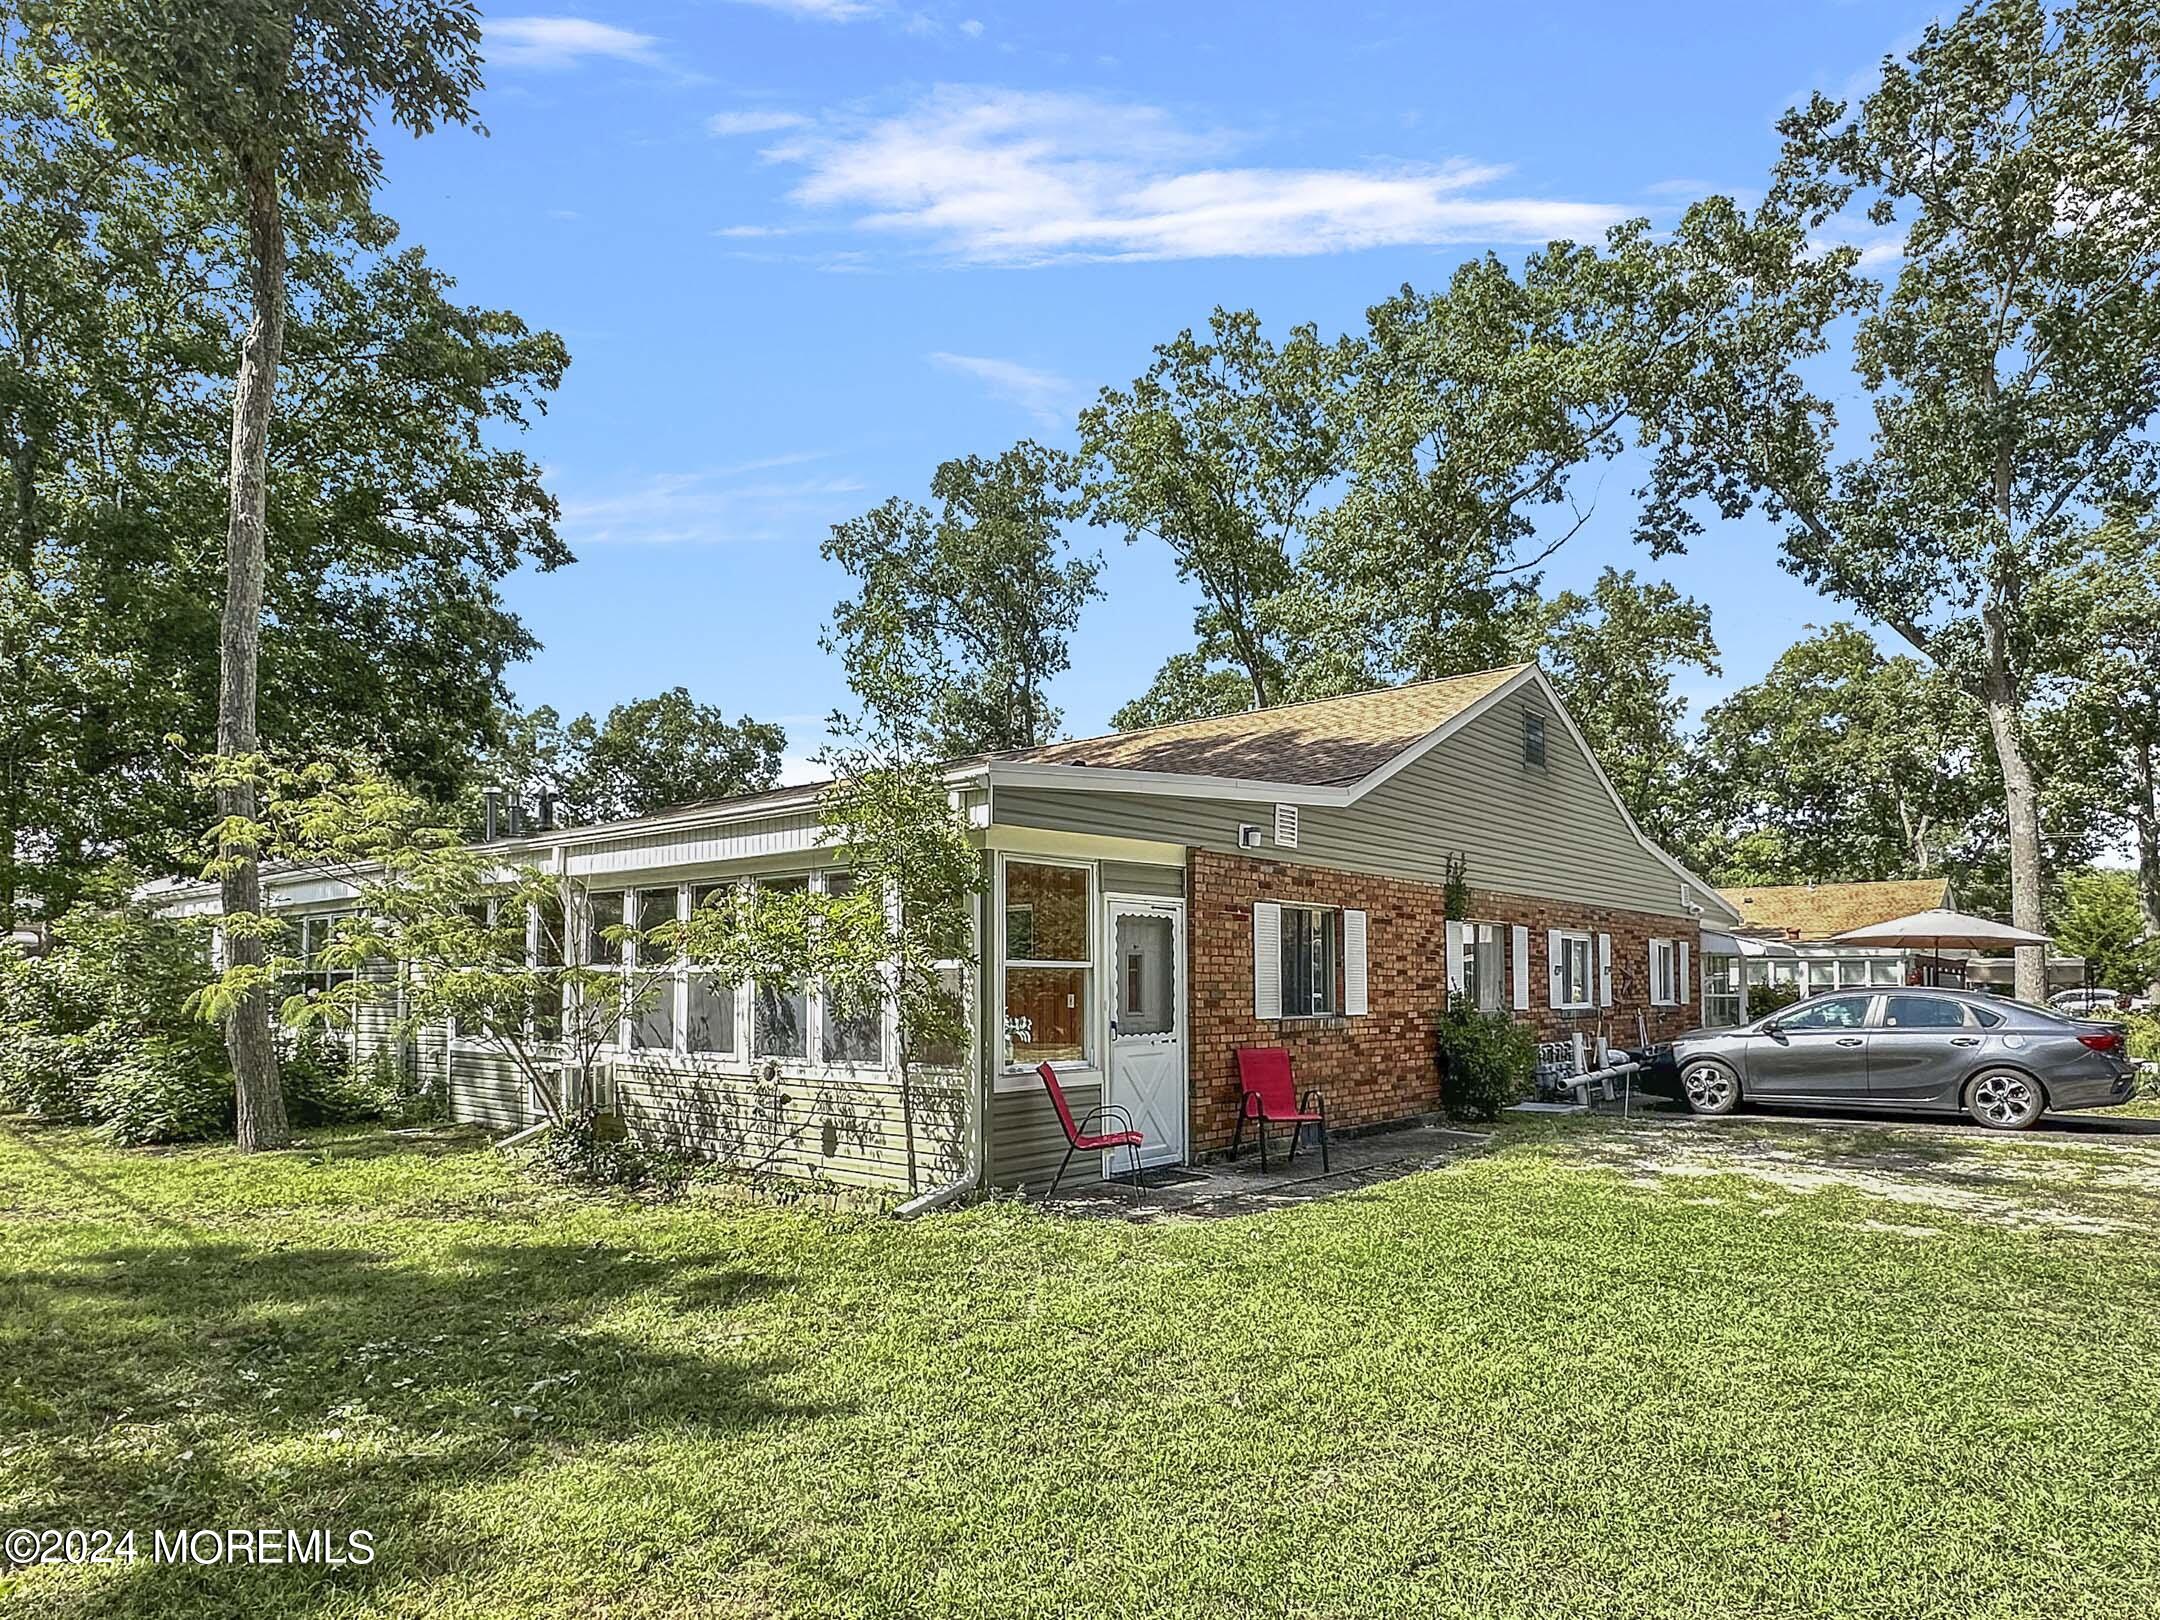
<box><xmin>220</xmin><ymin>158</ymin><xmax>290</xmax><ymax>1152</ymax></box>
<box><xmin>1980</xmin><ymin>611</ymin><xmax>2047</xmax><ymax>1003</ymax></box>
<box><xmin>2135</xmin><ymin>743</ymin><xmax>2160</xmax><ymax>1003</ymax></box>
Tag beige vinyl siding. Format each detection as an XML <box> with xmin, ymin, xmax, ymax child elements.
<box><xmin>443</xmin><ymin>1044</ymin><xmax>528</xmax><ymax>1131</ymax></box>
<box><xmin>988</xmin><ymin>1078</ymin><xmax>1106</xmax><ymax>1190</ymax></box>
<box><xmin>993</xmin><ymin>685</ymin><xmax>1699</xmax><ymax>919</ymax></box>
<box><xmin>616</xmin><ymin>1058</ymin><xmax>966</xmax><ymax>1192</ymax></box>
<box><xmin>1100</xmin><ymin>860</ymin><xmax>1184</xmax><ymax>898</ymax></box>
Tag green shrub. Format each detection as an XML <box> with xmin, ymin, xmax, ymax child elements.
<box><xmin>280</xmin><ymin>1029</ymin><xmax>379</xmax><ymax>1126</ymax></box>
<box><xmin>1436</xmin><ymin>1001</ymin><xmax>1537</xmax><ymax>1122</ymax></box>
<box><xmin>2125</xmin><ymin>1011</ymin><xmax>2160</xmax><ymax>1069</ymax></box>
<box><xmin>532</xmin><ymin>1106</ymin><xmax>691</xmax><ymax>1198</ymax></box>
<box><xmin>1748</xmin><ymin>981</ymin><xmax>1801</xmax><ymax>1021</ymax></box>
<box><xmin>0</xmin><ymin>905</ymin><xmax>231</xmax><ymax>1142</ymax></box>
<box><xmin>85</xmin><ymin>1039</ymin><xmax>234</xmax><ymax>1146</ymax></box>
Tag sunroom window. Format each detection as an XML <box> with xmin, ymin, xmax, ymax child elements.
<box><xmin>1004</xmin><ymin>861</ymin><xmax>1089</xmax><ymax>1066</ymax></box>
<box><xmin>754</xmin><ymin>875</ymin><xmax>809</xmax><ymax>1060</ymax></box>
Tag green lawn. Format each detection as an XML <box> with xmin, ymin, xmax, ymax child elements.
<box><xmin>3</xmin><ymin>1112</ymin><xmax>2158</xmax><ymax>1620</ymax></box>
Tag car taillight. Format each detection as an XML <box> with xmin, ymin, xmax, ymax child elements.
<box><xmin>2078</xmin><ymin>1031</ymin><xmax>2124</xmax><ymax>1054</ymax></box>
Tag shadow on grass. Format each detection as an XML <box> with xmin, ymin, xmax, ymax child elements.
<box><xmin>5</xmin><ymin>1212</ymin><xmax>832</xmax><ymax>1617</ymax></box>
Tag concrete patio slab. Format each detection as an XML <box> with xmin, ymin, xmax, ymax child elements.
<box><xmin>1040</xmin><ymin>1120</ymin><xmax>1493</xmax><ymax>1222</ymax></box>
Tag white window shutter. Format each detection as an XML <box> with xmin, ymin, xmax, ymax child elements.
<box><xmin>1511</xmin><ymin>925</ymin><xmax>1531</xmax><ymax>1012</ymax></box>
<box><xmin>1253</xmin><ymin>901</ymin><xmax>1281</xmax><ymax>1020</ymax></box>
<box><xmin>1678</xmin><ymin>940</ymin><xmax>1691</xmax><ymax>1011</ymax></box>
<box><xmin>1598</xmin><ymin>933</ymin><xmax>1614</xmax><ymax>1007</ymax></box>
<box><xmin>1343</xmin><ymin>909</ymin><xmax>1368</xmax><ymax>1015</ymax></box>
<box><xmin>1445</xmin><ymin>919</ymin><xmax>1465</xmax><ymax>997</ymax></box>
<box><xmin>1546</xmin><ymin>929</ymin><xmax>1563</xmax><ymax>1009</ymax></box>
<box><xmin>1648</xmin><ymin>939</ymin><xmax>1667</xmax><ymax>1005</ymax></box>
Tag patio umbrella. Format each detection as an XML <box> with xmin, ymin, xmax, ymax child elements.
<box><xmin>1829</xmin><ymin>907</ymin><xmax>2052</xmax><ymax>950</ymax></box>
<box><xmin>1830</xmin><ymin>907</ymin><xmax>2052</xmax><ymax>989</ymax></box>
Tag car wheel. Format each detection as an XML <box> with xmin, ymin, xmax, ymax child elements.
<box><xmin>1680</xmin><ymin>1059</ymin><xmax>1741</xmax><ymax>1116</ymax></box>
<box><xmin>1965</xmin><ymin>1068</ymin><xmax>2045</xmax><ymax>1131</ymax></box>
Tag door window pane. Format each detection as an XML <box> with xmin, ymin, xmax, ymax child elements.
<box><xmin>1882</xmin><ymin>995</ymin><xmax>1966</xmax><ymax>1030</ymax></box>
<box><xmin>1116</xmin><ymin>912</ymin><xmax>1175</xmax><ymax>1037</ymax></box>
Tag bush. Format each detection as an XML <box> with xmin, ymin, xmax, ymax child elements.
<box><xmin>1748</xmin><ymin>981</ymin><xmax>1801</xmax><ymax>1021</ymax></box>
<box><xmin>85</xmin><ymin>1040</ymin><xmax>234</xmax><ymax>1146</ymax></box>
<box><xmin>0</xmin><ymin>906</ymin><xmax>231</xmax><ymax>1141</ymax></box>
<box><xmin>280</xmin><ymin>1029</ymin><xmax>381</xmax><ymax>1126</ymax></box>
<box><xmin>1436</xmin><ymin>1001</ymin><xmax>1537</xmax><ymax>1122</ymax></box>
<box><xmin>531</xmin><ymin>1106</ymin><xmax>692</xmax><ymax>1198</ymax></box>
<box><xmin>2125</xmin><ymin>1011</ymin><xmax>2160</xmax><ymax>1071</ymax></box>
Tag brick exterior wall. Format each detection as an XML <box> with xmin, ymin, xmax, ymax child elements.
<box><xmin>1186</xmin><ymin>848</ymin><xmax>1705</xmax><ymax>1157</ymax></box>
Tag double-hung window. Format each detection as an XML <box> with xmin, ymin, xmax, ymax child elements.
<box><xmin>293</xmin><ymin>913</ymin><xmax>355</xmax><ymax>999</ymax></box>
<box><xmin>1556</xmin><ymin>930</ymin><xmax>1593</xmax><ymax>1009</ymax></box>
<box><xmin>1459</xmin><ymin>923</ymin><xmax>1505</xmax><ymax>1013</ymax></box>
<box><xmin>583</xmin><ymin>890</ymin><xmax>627</xmax><ymax>1048</ymax></box>
<box><xmin>1650</xmin><ymin>938</ymin><xmax>1679</xmax><ymax>1006</ymax></box>
<box><xmin>1280</xmin><ymin>905</ymin><xmax>1342</xmax><ymax>1017</ymax></box>
<box><xmin>1003</xmin><ymin>860</ymin><xmax>1090</xmax><ymax>1066</ymax></box>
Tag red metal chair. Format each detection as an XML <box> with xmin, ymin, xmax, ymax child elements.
<box><xmin>1036</xmin><ymin>1062</ymin><xmax>1148</xmax><ymax>1196</ymax></box>
<box><xmin>1232</xmin><ymin>1047</ymin><xmax>1329</xmax><ymax>1173</ymax></box>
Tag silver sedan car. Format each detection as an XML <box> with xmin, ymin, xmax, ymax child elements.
<box><xmin>1669</xmin><ymin>988</ymin><xmax>2137</xmax><ymax>1129</ymax></box>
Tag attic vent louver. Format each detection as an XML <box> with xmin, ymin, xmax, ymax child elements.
<box><xmin>1273</xmin><ymin>803</ymin><xmax>1299</xmax><ymax>848</ymax></box>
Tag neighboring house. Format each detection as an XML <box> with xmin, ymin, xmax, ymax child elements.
<box><xmin>1718</xmin><ymin>877</ymin><xmax>1956</xmax><ymax>997</ymax></box>
<box><xmin>151</xmin><ymin>662</ymin><xmax>1739</xmax><ymax>1195</ymax></box>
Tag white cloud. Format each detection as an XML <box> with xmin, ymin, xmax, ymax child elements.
<box><xmin>729</xmin><ymin>0</ymin><xmax>881</xmax><ymax>19</ymax></box>
<box><xmin>485</xmin><ymin>17</ymin><xmax>662</xmax><ymax>69</ymax></box>
<box><xmin>959</xmin><ymin>18</ymin><xmax>985</xmax><ymax>37</ymax></box>
<box><xmin>928</xmin><ymin>352</ymin><xmax>1076</xmax><ymax>427</ymax></box>
<box><xmin>755</xmin><ymin>86</ymin><xmax>1626</xmax><ymax>265</ymax></box>
<box><xmin>709</xmin><ymin>108</ymin><xmax>811</xmax><ymax>136</ymax></box>
<box><xmin>555</xmin><ymin>457</ymin><xmax>863</xmax><ymax>546</ymax></box>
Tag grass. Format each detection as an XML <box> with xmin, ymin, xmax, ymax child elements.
<box><xmin>3</xmin><ymin>1113</ymin><xmax>2159</xmax><ymax>1619</ymax></box>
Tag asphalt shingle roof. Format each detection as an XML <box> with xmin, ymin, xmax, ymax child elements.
<box><xmin>1717</xmin><ymin>878</ymin><xmax>1954</xmax><ymax>942</ymax></box>
<box><xmin>997</xmin><ymin>664</ymin><xmax>1532</xmax><ymax>786</ymax></box>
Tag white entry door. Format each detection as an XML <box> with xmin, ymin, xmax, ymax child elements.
<box><xmin>1104</xmin><ymin>897</ymin><xmax>1187</xmax><ymax>1170</ymax></box>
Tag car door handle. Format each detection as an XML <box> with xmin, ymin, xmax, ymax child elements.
<box><xmin>1951</xmin><ymin>1036</ymin><xmax>1980</xmax><ymax>1046</ymax></box>
<box><xmin>1835</xmin><ymin>1036</ymin><xmax>1864</xmax><ymax>1046</ymax></box>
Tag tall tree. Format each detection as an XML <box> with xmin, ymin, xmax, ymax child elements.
<box><xmin>562</xmin><ymin>690</ymin><xmax>784</xmax><ymax>824</ymax></box>
<box><xmin>1622</xmin><ymin>0</ymin><xmax>2160</xmax><ymax>1000</ymax></box>
<box><xmin>0</xmin><ymin>44</ymin><xmax>566</xmax><ymax>926</ymax></box>
<box><xmin>2056</xmin><ymin>519</ymin><xmax>2160</xmax><ymax>995</ymax></box>
<box><xmin>30</xmin><ymin>0</ymin><xmax>488</xmax><ymax>1147</ymax></box>
<box><xmin>1285</xmin><ymin>254</ymin><xmax>1652</xmax><ymax>696</ymax></box>
<box><xmin>1690</xmin><ymin>625</ymin><xmax>1991</xmax><ymax>885</ymax></box>
<box><xmin>825</xmin><ymin>441</ymin><xmax>1101</xmax><ymax>758</ymax></box>
<box><xmin>1534</xmin><ymin>568</ymin><xmax>1719</xmax><ymax>844</ymax></box>
<box><xmin>471</xmin><ymin>694</ymin><xmax>785</xmax><ymax>829</ymax></box>
<box><xmin>1078</xmin><ymin>309</ymin><xmax>1352</xmax><ymax>714</ymax></box>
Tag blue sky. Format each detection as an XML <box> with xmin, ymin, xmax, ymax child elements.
<box><xmin>375</xmin><ymin>1</ymin><xmax>1940</xmax><ymax>781</ymax></box>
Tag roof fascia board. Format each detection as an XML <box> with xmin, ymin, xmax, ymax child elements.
<box><xmin>984</xmin><ymin>760</ymin><xmax>1360</xmax><ymax>806</ymax></box>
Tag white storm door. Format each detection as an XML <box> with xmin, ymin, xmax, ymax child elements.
<box><xmin>1104</xmin><ymin>897</ymin><xmax>1187</xmax><ymax>1169</ymax></box>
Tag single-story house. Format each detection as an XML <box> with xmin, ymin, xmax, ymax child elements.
<box><xmin>151</xmin><ymin>662</ymin><xmax>1741</xmax><ymax>1196</ymax></box>
<box><xmin>1718</xmin><ymin>877</ymin><xmax>2086</xmax><ymax>997</ymax></box>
